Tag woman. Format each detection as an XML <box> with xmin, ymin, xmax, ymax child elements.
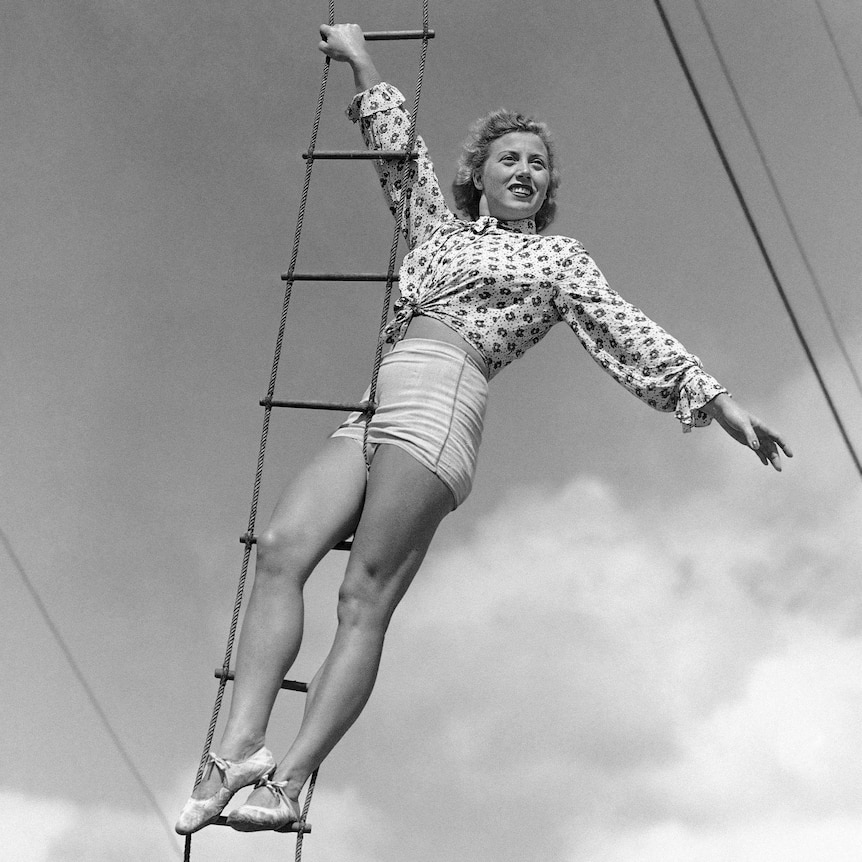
<box><xmin>176</xmin><ymin>23</ymin><xmax>791</xmax><ymax>835</ymax></box>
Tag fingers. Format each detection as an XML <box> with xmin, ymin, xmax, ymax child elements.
<box><xmin>733</xmin><ymin>413</ymin><xmax>760</xmax><ymax>452</ymax></box>
<box><xmin>318</xmin><ymin>23</ymin><xmax>365</xmax><ymax>59</ymax></box>
<box><xmin>318</xmin><ymin>22</ymin><xmax>362</xmax><ymax>42</ymax></box>
<box><xmin>319</xmin><ymin>24</ymin><xmax>331</xmax><ymax>55</ymax></box>
<box><xmin>764</xmin><ymin>438</ymin><xmax>790</xmax><ymax>471</ymax></box>
<box><xmin>753</xmin><ymin>422</ymin><xmax>791</xmax><ymax>472</ymax></box>
<box><xmin>319</xmin><ymin>23</ymin><xmax>338</xmax><ymax>55</ymax></box>
<box><xmin>773</xmin><ymin>434</ymin><xmax>793</xmax><ymax>459</ymax></box>
<box><xmin>762</xmin><ymin>446</ymin><xmax>781</xmax><ymax>471</ymax></box>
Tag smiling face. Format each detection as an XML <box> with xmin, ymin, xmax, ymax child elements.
<box><xmin>472</xmin><ymin>131</ymin><xmax>550</xmax><ymax>222</ymax></box>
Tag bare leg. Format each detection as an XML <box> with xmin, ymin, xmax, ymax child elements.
<box><xmin>191</xmin><ymin>437</ymin><xmax>368</xmax><ymax>800</ymax></box>
<box><xmin>238</xmin><ymin>444</ymin><xmax>455</xmax><ymax>813</ymax></box>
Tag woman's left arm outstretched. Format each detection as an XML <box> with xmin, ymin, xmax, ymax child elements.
<box><xmin>552</xmin><ymin>241</ymin><xmax>792</xmax><ymax>471</ymax></box>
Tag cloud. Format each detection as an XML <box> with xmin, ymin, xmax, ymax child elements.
<box><xmin>0</xmin><ymin>791</ymin><xmax>77</xmax><ymax>862</ymax></box>
<box><xmin>643</xmin><ymin>622</ymin><xmax>862</xmax><ymax>817</ymax></box>
<box><xmin>0</xmin><ymin>789</ymin><xmax>174</xmax><ymax>862</ymax></box>
<box><xmin>0</xmin><ymin>782</ymin><xmax>386</xmax><ymax>862</ymax></box>
<box><xmin>573</xmin><ymin>816</ymin><xmax>862</xmax><ymax>862</ymax></box>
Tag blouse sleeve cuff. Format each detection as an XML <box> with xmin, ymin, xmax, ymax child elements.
<box><xmin>675</xmin><ymin>369</ymin><xmax>728</xmax><ymax>432</ymax></box>
<box><xmin>346</xmin><ymin>82</ymin><xmax>406</xmax><ymax>122</ymax></box>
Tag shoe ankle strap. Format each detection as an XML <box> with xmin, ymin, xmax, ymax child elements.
<box><xmin>204</xmin><ymin>751</ymin><xmax>230</xmax><ymax>779</ymax></box>
<box><xmin>256</xmin><ymin>776</ymin><xmax>288</xmax><ymax>796</ymax></box>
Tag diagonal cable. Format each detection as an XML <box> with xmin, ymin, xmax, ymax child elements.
<box><xmin>813</xmin><ymin>0</ymin><xmax>862</xmax><ymax>119</ymax></box>
<box><xmin>694</xmin><ymin>0</ymin><xmax>862</xmax><ymax>402</ymax></box>
<box><xmin>0</xmin><ymin>526</ymin><xmax>182</xmax><ymax>858</ymax></box>
<box><xmin>653</xmin><ymin>0</ymin><xmax>862</xmax><ymax>477</ymax></box>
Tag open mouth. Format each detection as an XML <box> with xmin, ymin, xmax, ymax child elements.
<box><xmin>509</xmin><ymin>184</ymin><xmax>534</xmax><ymax>199</ymax></box>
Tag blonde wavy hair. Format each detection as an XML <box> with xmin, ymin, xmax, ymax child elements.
<box><xmin>451</xmin><ymin>109</ymin><xmax>560</xmax><ymax>232</ymax></box>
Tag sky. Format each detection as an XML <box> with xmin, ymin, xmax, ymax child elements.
<box><xmin>2</xmin><ymin>0</ymin><xmax>862</xmax><ymax>860</ymax></box>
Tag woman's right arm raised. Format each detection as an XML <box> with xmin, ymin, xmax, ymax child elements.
<box><xmin>319</xmin><ymin>24</ymin><xmax>381</xmax><ymax>93</ymax></box>
<box><xmin>318</xmin><ymin>22</ymin><xmax>455</xmax><ymax>249</ymax></box>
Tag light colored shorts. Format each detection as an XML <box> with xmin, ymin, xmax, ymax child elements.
<box><xmin>330</xmin><ymin>338</ymin><xmax>488</xmax><ymax>507</ymax></box>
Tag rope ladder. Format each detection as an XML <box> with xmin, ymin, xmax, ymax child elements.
<box><xmin>183</xmin><ymin>3</ymin><xmax>433</xmax><ymax>859</ymax></box>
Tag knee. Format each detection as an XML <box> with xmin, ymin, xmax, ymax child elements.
<box><xmin>254</xmin><ymin>525</ymin><xmax>315</xmax><ymax>577</ymax></box>
<box><xmin>336</xmin><ymin>560</ymin><xmax>392</xmax><ymax>629</ymax></box>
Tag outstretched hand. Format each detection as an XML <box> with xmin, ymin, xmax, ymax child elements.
<box><xmin>703</xmin><ymin>393</ymin><xmax>792</xmax><ymax>471</ymax></box>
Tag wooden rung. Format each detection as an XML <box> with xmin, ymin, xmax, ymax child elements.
<box><xmin>302</xmin><ymin>149</ymin><xmax>417</xmax><ymax>160</ymax></box>
<box><xmin>283</xmin><ymin>272</ymin><xmax>399</xmax><ymax>282</ymax></box>
<box><xmin>211</xmin><ymin>814</ymin><xmax>311</xmax><ymax>833</ymax></box>
<box><xmin>363</xmin><ymin>29</ymin><xmax>435</xmax><ymax>40</ymax></box>
<box><xmin>215</xmin><ymin>668</ymin><xmax>308</xmax><ymax>693</ymax></box>
<box><xmin>260</xmin><ymin>398</ymin><xmax>374</xmax><ymax>412</ymax></box>
<box><xmin>240</xmin><ymin>533</ymin><xmax>353</xmax><ymax>552</ymax></box>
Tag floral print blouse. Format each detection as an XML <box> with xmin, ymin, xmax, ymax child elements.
<box><xmin>347</xmin><ymin>82</ymin><xmax>726</xmax><ymax>429</ymax></box>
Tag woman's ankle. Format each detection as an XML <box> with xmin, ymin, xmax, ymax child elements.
<box><xmin>217</xmin><ymin>726</ymin><xmax>267</xmax><ymax>761</ymax></box>
<box><xmin>270</xmin><ymin>769</ymin><xmax>307</xmax><ymax>803</ymax></box>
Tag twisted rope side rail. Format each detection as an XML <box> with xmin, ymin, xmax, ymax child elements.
<box><xmin>183</xmin><ymin>2</ymin><xmax>336</xmax><ymax>860</ymax></box>
<box><xmin>363</xmin><ymin>0</ymin><xmax>431</xmax><ymax>462</ymax></box>
<box><xmin>294</xmin><ymin>768</ymin><xmax>319</xmax><ymax>862</ymax></box>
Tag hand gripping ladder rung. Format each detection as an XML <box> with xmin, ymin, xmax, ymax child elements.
<box><xmin>183</xmin><ymin>4</ymin><xmax>432</xmax><ymax>861</ymax></box>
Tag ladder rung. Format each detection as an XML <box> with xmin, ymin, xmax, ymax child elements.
<box><xmin>211</xmin><ymin>814</ymin><xmax>311</xmax><ymax>834</ymax></box>
<box><xmin>240</xmin><ymin>533</ymin><xmax>354</xmax><ymax>552</ymax></box>
<box><xmin>363</xmin><ymin>29</ymin><xmax>435</xmax><ymax>41</ymax></box>
<box><xmin>215</xmin><ymin>667</ymin><xmax>308</xmax><ymax>693</ymax></box>
<box><xmin>283</xmin><ymin>272</ymin><xmax>399</xmax><ymax>282</ymax></box>
<box><xmin>261</xmin><ymin>398</ymin><xmax>374</xmax><ymax>412</ymax></box>
<box><xmin>302</xmin><ymin>150</ymin><xmax>418</xmax><ymax>160</ymax></box>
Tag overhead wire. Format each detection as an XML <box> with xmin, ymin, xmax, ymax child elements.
<box><xmin>0</xmin><ymin>526</ymin><xmax>182</xmax><ymax>859</ymax></box>
<box><xmin>813</xmin><ymin>0</ymin><xmax>862</xmax><ymax>119</ymax></box>
<box><xmin>693</xmin><ymin>0</ymin><xmax>862</xmax><ymax>403</ymax></box>
<box><xmin>652</xmin><ymin>0</ymin><xmax>862</xmax><ymax>478</ymax></box>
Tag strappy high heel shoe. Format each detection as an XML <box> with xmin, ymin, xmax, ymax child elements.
<box><xmin>175</xmin><ymin>746</ymin><xmax>276</xmax><ymax>835</ymax></box>
<box><xmin>226</xmin><ymin>776</ymin><xmax>301</xmax><ymax>832</ymax></box>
